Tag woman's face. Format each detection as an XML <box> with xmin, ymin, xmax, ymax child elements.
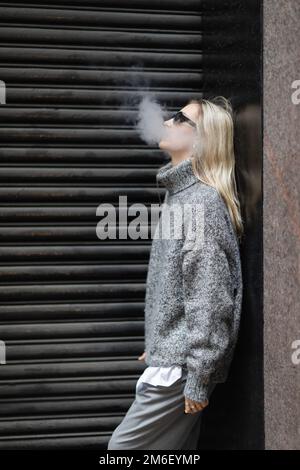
<box><xmin>159</xmin><ymin>103</ymin><xmax>199</xmax><ymax>153</ymax></box>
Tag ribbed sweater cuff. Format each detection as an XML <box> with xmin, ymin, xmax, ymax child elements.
<box><xmin>183</xmin><ymin>373</ymin><xmax>211</xmax><ymax>403</ymax></box>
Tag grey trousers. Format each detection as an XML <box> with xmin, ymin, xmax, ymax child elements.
<box><xmin>107</xmin><ymin>367</ymin><xmax>216</xmax><ymax>450</ymax></box>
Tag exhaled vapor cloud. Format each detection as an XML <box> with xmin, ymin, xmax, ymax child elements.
<box><xmin>115</xmin><ymin>65</ymin><xmax>196</xmax><ymax>150</ymax></box>
<box><xmin>135</xmin><ymin>94</ymin><xmax>168</xmax><ymax>145</ymax></box>
<box><xmin>134</xmin><ymin>94</ymin><xmax>196</xmax><ymax>150</ymax></box>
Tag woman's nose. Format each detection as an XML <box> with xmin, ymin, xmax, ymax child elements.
<box><xmin>164</xmin><ymin>119</ymin><xmax>172</xmax><ymax>127</ymax></box>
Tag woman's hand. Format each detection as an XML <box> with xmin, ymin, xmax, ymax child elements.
<box><xmin>137</xmin><ymin>352</ymin><xmax>208</xmax><ymax>413</ymax></box>
<box><xmin>184</xmin><ymin>396</ymin><xmax>209</xmax><ymax>414</ymax></box>
<box><xmin>138</xmin><ymin>351</ymin><xmax>146</xmax><ymax>361</ymax></box>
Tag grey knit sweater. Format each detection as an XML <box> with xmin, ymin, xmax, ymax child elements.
<box><xmin>144</xmin><ymin>157</ymin><xmax>243</xmax><ymax>402</ymax></box>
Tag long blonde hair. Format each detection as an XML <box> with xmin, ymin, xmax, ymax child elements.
<box><xmin>188</xmin><ymin>97</ymin><xmax>244</xmax><ymax>241</ymax></box>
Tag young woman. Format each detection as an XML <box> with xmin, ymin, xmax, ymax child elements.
<box><xmin>107</xmin><ymin>97</ymin><xmax>243</xmax><ymax>450</ymax></box>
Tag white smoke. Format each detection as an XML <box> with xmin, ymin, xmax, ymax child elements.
<box><xmin>135</xmin><ymin>94</ymin><xmax>168</xmax><ymax>145</ymax></box>
<box><xmin>135</xmin><ymin>94</ymin><xmax>196</xmax><ymax>151</ymax></box>
<box><xmin>113</xmin><ymin>65</ymin><xmax>196</xmax><ymax>150</ymax></box>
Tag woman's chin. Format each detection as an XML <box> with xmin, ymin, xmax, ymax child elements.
<box><xmin>158</xmin><ymin>140</ymin><xmax>170</xmax><ymax>150</ymax></box>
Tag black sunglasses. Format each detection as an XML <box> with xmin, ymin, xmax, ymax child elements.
<box><xmin>169</xmin><ymin>111</ymin><xmax>197</xmax><ymax>128</ymax></box>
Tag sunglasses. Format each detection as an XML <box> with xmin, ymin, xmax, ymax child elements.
<box><xmin>169</xmin><ymin>111</ymin><xmax>197</xmax><ymax>128</ymax></box>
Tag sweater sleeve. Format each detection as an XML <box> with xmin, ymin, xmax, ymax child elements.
<box><xmin>182</xmin><ymin>197</ymin><xmax>239</xmax><ymax>403</ymax></box>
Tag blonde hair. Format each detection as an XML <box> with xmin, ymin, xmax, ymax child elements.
<box><xmin>188</xmin><ymin>96</ymin><xmax>244</xmax><ymax>241</ymax></box>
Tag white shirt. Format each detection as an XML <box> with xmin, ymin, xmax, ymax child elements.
<box><xmin>136</xmin><ymin>365</ymin><xmax>182</xmax><ymax>393</ymax></box>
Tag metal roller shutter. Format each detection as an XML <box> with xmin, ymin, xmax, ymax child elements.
<box><xmin>0</xmin><ymin>0</ymin><xmax>261</xmax><ymax>450</ymax></box>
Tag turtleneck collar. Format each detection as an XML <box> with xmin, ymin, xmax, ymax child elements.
<box><xmin>156</xmin><ymin>157</ymin><xmax>200</xmax><ymax>195</ymax></box>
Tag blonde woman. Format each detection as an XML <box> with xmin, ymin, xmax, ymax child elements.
<box><xmin>107</xmin><ymin>97</ymin><xmax>243</xmax><ymax>450</ymax></box>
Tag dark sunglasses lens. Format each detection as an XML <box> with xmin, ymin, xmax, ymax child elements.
<box><xmin>173</xmin><ymin>112</ymin><xmax>185</xmax><ymax>123</ymax></box>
